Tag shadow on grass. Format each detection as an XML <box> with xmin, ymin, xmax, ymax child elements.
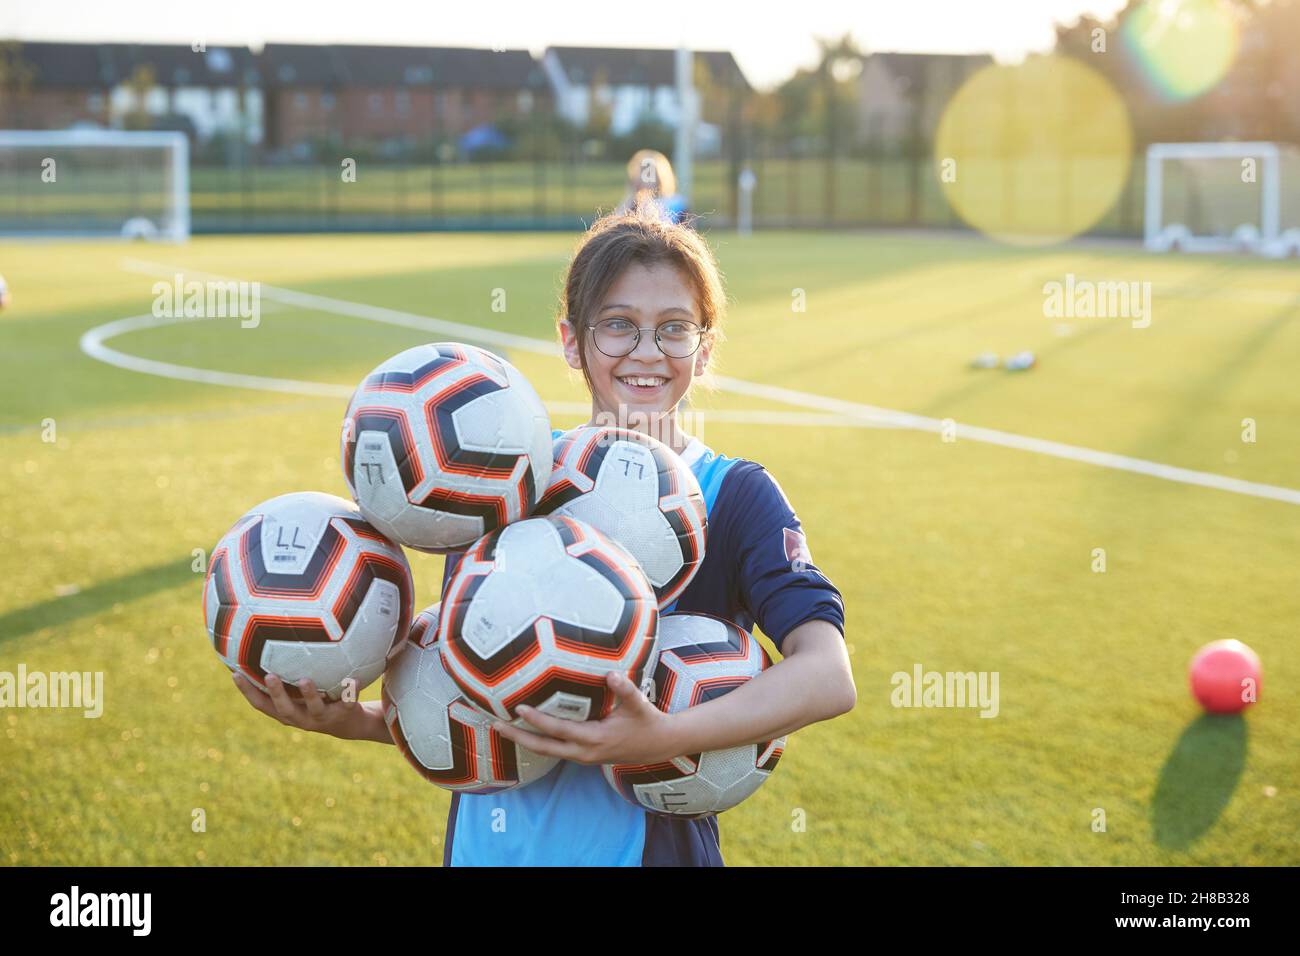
<box><xmin>1151</xmin><ymin>714</ymin><xmax>1247</xmax><ymax>850</ymax></box>
<box><xmin>0</xmin><ymin>558</ymin><xmax>198</xmax><ymax>645</ymax></box>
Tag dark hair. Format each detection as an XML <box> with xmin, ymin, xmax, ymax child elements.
<box><xmin>558</xmin><ymin>207</ymin><xmax>726</xmax><ymax>393</ymax></box>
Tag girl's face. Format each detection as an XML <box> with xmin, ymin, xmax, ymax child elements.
<box><xmin>561</xmin><ymin>260</ymin><xmax>711</xmax><ymax>426</ymax></box>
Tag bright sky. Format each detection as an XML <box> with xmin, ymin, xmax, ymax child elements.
<box><xmin>1</xmin><ymin>0</ymin><xmax>1131</xmax><ymax>91</ymax></box>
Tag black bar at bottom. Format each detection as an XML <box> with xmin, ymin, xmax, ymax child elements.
<box><xmin>0</xmin><ymin>866</ymin><xmax>1285</xmax><ymax>940</ymax></box>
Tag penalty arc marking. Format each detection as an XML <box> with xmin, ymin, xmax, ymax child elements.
<box><xmin>78</xmin><ymin>311</ymin><xmax>880</xmax><ymax>425</ymax></box>
<box><xmin>75</xmin><ymin>257</ymin><xmax>1300</xmax><ymax>509</ymax></box>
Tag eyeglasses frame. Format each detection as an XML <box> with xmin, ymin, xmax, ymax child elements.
<box><xmin>583</xmin><ymin>317</ymin><xmax>706</xmax><ymax>359</ymax></box>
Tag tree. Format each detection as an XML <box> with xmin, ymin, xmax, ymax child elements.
<box><xmin>124</xmin><ymin>64</ymin><xmax>157</xmax><ymax>131</ymax></box>
<box><xmin>0</xmin><ymin>42</ymin><xmax>36</xmax><ymax>125</ymax></box>
<box><xmin>814</xmin><ymin>33</ymin><xmax>865</xmax><ymax>217</ymax></box>
<box><xmin>1053</xmin><ymin>0</ymin><xmax>1296</xmax><ymax>144</ymax></box>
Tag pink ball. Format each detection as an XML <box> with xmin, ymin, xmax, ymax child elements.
<box><xmin>1189</xmin><ymin>640</ymin><xmax>1261</xmax><ymax>715</ymax></box>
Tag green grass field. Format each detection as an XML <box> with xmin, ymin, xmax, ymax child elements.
<box><xmin>1</xmin><ymin>228</ymin><xmax>1297</xmax><ymax>866</ymax></box>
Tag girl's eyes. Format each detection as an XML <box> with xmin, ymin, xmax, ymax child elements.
<box><xmin>600</xmin><ymin>317</ymin><xmax>697</xmax><ymax>336</ymax></box>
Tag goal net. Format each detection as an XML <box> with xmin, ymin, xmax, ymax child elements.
<box><xmin>0</xmin><ymin>129</ymin><xmax>189</xmax><ymax>241</ymax></box>
<box><xmin>1144</xmin><ymin>142</ymin><xmax>1300</xmax><ymax>257</ymax></box>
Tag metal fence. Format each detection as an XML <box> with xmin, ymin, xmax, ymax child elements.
<box><xmin>0</xmin><ymin>126</ymin><xmax>1151</xmax><ymax>238</ymax></box>
<box><xmin>182</xmin><ymin>150</ymin><xmax>1149</xmax><ymax>237</ymax></box>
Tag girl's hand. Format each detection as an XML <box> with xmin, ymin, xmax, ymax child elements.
<box><xmin>492</xmin><ymin>672</ymin><xmax>678</xmax><ymax>766</ymax></box>
<box><xmin>232</xmin><ymin>671</ymin><xmax>392</xmax><ymax>744</ymax></box>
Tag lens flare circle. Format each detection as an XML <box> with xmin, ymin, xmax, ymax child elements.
<box><xmin>935</xmin><ymin>55</ymin><xmax>1134</xmax><ymax>246</ymax></box>
<box><xmin>1122</xmin><ymin>0</ymin><xmax>1239</xmax><ymax>102</ymax></box>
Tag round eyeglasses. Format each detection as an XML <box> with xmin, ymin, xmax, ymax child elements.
<box><xmin>586</xmin><ymin>317</ymin><xmax>704</xmax><ymax>359</ymax></box>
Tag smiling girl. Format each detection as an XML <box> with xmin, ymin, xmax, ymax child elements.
<box><xmin>235</xmin><ymin>207</ymin><xmax>854</xmax><ymax>867</ymax></box>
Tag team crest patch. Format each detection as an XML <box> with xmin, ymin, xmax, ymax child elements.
<box><xmin>783</xmin><ymin>527</ymin><xmax>812</xmax><ymax>569</ymax></box>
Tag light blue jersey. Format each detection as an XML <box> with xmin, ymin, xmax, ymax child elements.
<box><xmin>443</xmin><ymin>434</ymin><xmax>740</xmax><ymax>866</ymax></box>
<box><xmin>440</xmin><ymin>429</ymin><xmax>846</xmax><ymax>865</ymax></box>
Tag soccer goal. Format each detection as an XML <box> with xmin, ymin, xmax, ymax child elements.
<box><xmin>0</xmin><ymin>129</ymin><xmax>190</xmax><ymax>241</ymax></box>
<box><xmin>1144</xmin><ymin>141</ymin><xmax>1300</xmax><ymax>257</ymax></box>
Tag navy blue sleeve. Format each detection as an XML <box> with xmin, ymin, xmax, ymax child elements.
<box><xmin>730</xmin><ymin>463</ymin><xmax>846</xmax><ymax>653</ymax></box>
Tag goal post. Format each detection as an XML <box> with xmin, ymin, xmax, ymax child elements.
<box><xmin>673</xmin><ymin>46</ymin><xmax>696</xmax><ymax>208</ymax></box>
<box><xmin>0</xmin><ymin>129</ymin><xmax>190</xmax><ymax>242</ymax></box>
<box><xmin>1144</xmin><ymin>141</ymin><xmax>1300</xmax><ymax>257</ymax></box>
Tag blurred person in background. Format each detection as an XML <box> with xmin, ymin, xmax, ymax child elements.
<box><xmin>616</xmin><ymin>149</ymin><xmax>691</xmax><ymax>226</ymax></box>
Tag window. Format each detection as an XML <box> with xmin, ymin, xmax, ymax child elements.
<box><xmin>369</xmin><ymin>93</ymin><xmax>384</xmax><ymax>115</ymax></box>
<box><xmin>294</xmin><ymin>93</ymin><xmax>308</xmax><ymax>112</ymax></box>
<box><xmin>206</xmin><ymin>48</ymin><xmax>233</xmax><ymax>73</ymax></box>
<box><xmin>395</xmin><ymin>90</ymin><xmax>410</xmax><ymax>117</ymax></box>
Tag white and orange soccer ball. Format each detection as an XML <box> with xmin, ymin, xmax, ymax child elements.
<box><xmin>603</xmin><ymin>613</ymin><xmax>783</xmax><ymax>817</ymax></box>
<box><xmin>341</xmin><ymin>343</ymin><xmax>552</xmax><ymax>553</ymax></box>
<box><xmin>532</xmin><ymin>426</ymin><xmax>706</xmax><ymax>609</ymax></box>
<box><xmin>383</xmin><ymin>603</ymin><xmax>560</xmax><ymax>793</ymax></box>
<box><xmin>439</xmin><ymin>515</ymin><xmax>659</xmax><ymax>723</ymax></box>
<box><xmin>202</xmin><ymin>492</ymin><xmax>414</xmax><ymax>700</ymax></box>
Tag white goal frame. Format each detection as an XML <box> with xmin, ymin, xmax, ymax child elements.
<box><xmin>1144</xmin><ymin>141</ymin><xmax>1300</xmax><ymax>258</ymax></box>
<box><xmin>0</xmin><ymin>129</ymin><xmax>190</xmax><ymax>242</ymax></box>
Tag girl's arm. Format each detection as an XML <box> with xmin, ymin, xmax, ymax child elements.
<box><xmin>672</xmin><ymin>618</ymin><xmax>854</xmax><ymax>750</ymax></box>
<box><xmin>233</xmin><ymin>672</ymin><xmax>395</xmax><ymax>744</ymax></box>
<box><xmin>493</xmin><ymin>618</ymin><xmax>855</xmax><ymax>766</ymax></box>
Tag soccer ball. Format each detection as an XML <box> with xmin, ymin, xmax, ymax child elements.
<box><xmin>533</xmin><ymin>426</ymin><xmax>706</xmax><ymax>609</ymax></box>
<box><xmin>0</xmin><ymin>273</ymin><xmax>9</xmax><ymax>309</ymax></box>
<box><xmin>203</xmin><ymin>491</ymin><xmax>414</xmax><ymax>699</ymax></box>
<box><xmin>603</xmin><ymin>613</ymin><xmax>783</xmax><ymax>817</ymax></box>
<box><xmin>1189</xmin><ymin>639</ymin><xmax>1261</xmax><ymax>715</ymax></box>
<box><xmin>383</xmin><ymin>603</ymin><xmax>560</xmax><ymax>792</ymax></box>
<box><xmin>341</xmin><ymin>343</ymin><xmax>552</xmax><ymax>553</ymax></box>
<box><xmin>439</xmin><ymin>515</ymin><xmax>659</xmax><ymax>723</ymax></box>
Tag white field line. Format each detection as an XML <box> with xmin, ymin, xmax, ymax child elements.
<box><xmin>120</xmin><ymin>256</ymin><xmax>562</xmax><ymax>357</ymax></box>
<box><xmin>97</xmin><ymin>257</ymin><xmax>1300</xmax><ymax>507</ymax></box>
<box><xmin>716</xmin><ymin>375</ymin><xmax>1300</xmax><ymax>504</ymax></box>
<box><xmin>79</xmin><ymin>310</ymin><xmax>884</xmax><ymax>429</ymax></box>
<box><xmin>81</xmin><ymin>311</ymin><xmax>353</xmax><ymax>398</ymax></box>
